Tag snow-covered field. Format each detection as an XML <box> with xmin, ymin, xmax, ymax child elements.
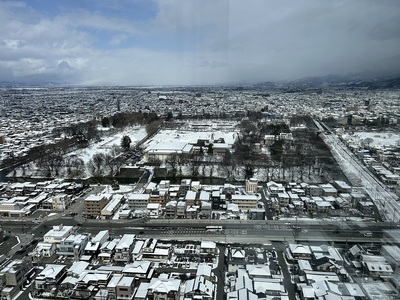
<box><xmin>350</xmin><ymin>132</ymin><xmax>400</xmax><ymax>148</ymax></box>
<box><xmin>69</xmin><ymin>126</ymin><xmax>147</xmax><ymax>165</ymax></box>
<box><xmin>141</xmin><ymin>129</ymin><xmax>238</xmax><ymax>150</ymax></box>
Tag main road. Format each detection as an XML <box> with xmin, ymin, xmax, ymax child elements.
<box><xmin>2</xmin><ymin>216</ymin><xmax>395</xmax><ymax>246</ymax></box>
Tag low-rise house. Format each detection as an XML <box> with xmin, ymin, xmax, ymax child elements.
<box><xmin>134</xmin><ymin>282</ymin><xmax>150</xmax><ymax>300</ymax></box>
<box><xmin>176</xmin><ymin>201</ymin><xmax>186</xmax><ymax>218</ymax></box>
<box><xmin>122</xmin><ymin>260</ymin><xmax>153</xmax><ymax>280</ymax></box>
<box><xmin>315</xmin><ymin>200</ymin><xmax>333</xmax><ymax>213</ymax></box>
<box><xmin>67</xmin><ymin>261</ymin><xmax>89</xmax><ymax>278</ymax></box>
<box><xmin>33</xmin><ymin>264</ymin><xmax>67</xmax><ymax>296</ymax></box>
<box><xmin>362</xmin><ymin>255</ymin><xmax>394</xmax><ymax>280</ymax></box>
<box><xmin>73</xmin><ymin>270</ymin><xmax>112</xmax><ymax>299</ymax></box>
<box><xmin>147</xmin><ymin>277</ymin><xmax>181</xmax><ymax>300</ymax></box>
<box><xmin>199</xmin><ymin>201</ymin><xmax>211</xmax><ymax>219</ymax></box>
<box><xmin>185</xmin><ymin>190</ymin><xmax>197</xmax><ymax>206</ymax></box>
<box><xmin>116</xmin><ymin>276</ymin><xmax>135</xmax><ymax>299</ymax></box>
<box><xmin>246</xmin><ymin>264</ymin><xmax>272</xmax><ymax>279</ymax></box>
<box><xmin>184</xmin><ymin>275</ymin><xmax>214</xmax><ymax>300</ymax></box>
<box><xmin>302</xmin><ymin>197</ymin><xmax>316</xmax><ymax>214</ymax></box>
<box><xmin>147</xmin><ymin>203</ymin><xmax>161</xmax><ymax>218</ymax></box>
<box><xmin>98</xmin><ymin>240</ymin><xmax>118</xmax><ymax>263</ymax></box>
<box><xmin>277</xmin><ymin>192</ymin><xmax>290</xmax><ymax>207</ymax></box>
<box><xmin>186</xmin><ymin>205</ymin><xmax>199</xmax><ymax>219</ymax></box>
<box><xmin>107</xmin><ymin>274</ymin><xmax>122</xmax><ymax>300</ymax></box>
<box><xmin>131</xmin><ymin>240</ymin><xmax>144</xmax><ymax>261</ymax></box>
<box><xmin>114</xmin><ymin>234</ymin><xmax>136</xmax><ymax>264</ymax></box>
<box><xmin>165</xmin><ymin>201</ymin><xmax>177</xmax><ymax>218</ymax></box>
<box><xmin>58</xmin><ymin>234</ymin><xmax>90</xmax><ymax>259</ymax></box>
<box><xmin>286</xmin><ymin>244</ymin><xmax>312</xmax><ymax>261</ymax></box>
<box><xmin>266</xmin><ymin>181</ymin><xmax>285</xmax><ymax>197</ymax></box>
<box><xmin>357</xmin><ymin>201</ymin><xmax>374</xmax><ymax>215</ymax></box>
<box><xmin>52</xmin><ymin>193</ymin><xmax>71</xmax><ymax>211</ymax></box>
<box><xmin>44</xmin><ymin>225</ymin><xmax>74</xmax><ymax>245</ymax></box>
<box><xmin>320</xmin><ymin>184</ymin><xmax>338</xmax><ymax>197</ymax></box>
<box><xmin>307</xmin><ymin>185</ymin><xmax>322</xmax><ymax>197</ymax></box>
<box><xmin>31</xmin><ymin>242</ymin><xmax>57</xmax><ymax>261</ymax></box>
<box><xmin>0</xmin><ymin>259</ymin><xmax>32</xmax><ymax>300</ymax></box>
<box><xmin>248</xmin><ymin>208</ymin><xmax>265</xmax><ymax>220</ymax></box>
<box><xmin>199</xmin><ymin>190</ymin><xmax>210</xmax><ymax>202</ymax></box>
<box><xmin>200</xmin><ymin>241</ymin><xmax>217</xmax><ymax>256</ymax></box>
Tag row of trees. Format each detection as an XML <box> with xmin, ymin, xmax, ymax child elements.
<box><xmin>31</xmin><ymin>145</ymin><xmax>124</xmax><ymax>178</ymax></box>
<box><xmin>154</xmin><ymin>115</ymin><xmax>336</xmax><ymax>182</ymax></box>
<box><xmin>10</xmin><ymin>109</ymin><xmax>165</xmax><ymax>178</ymax></box>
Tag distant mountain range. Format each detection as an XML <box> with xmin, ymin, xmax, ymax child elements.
<box><xmin>255</xmin><ymin>73</ymin><xmax>400</xmax><ymax>90</ymax></box>
<box><xmin>1</xmin><ymin>73</ymin><xmax>400</xmax><ymax>90</ymax></box>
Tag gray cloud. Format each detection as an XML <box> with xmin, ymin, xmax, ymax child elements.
<box><xmin>0</xmin><ymin>0</ymin><xmax>399</xmax><ymax>85</ymax></box>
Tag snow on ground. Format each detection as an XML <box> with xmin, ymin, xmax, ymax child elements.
<box><xmin>350</xmin><ymin>132</ymin><xmax>400</xmax><ymax>148</ymax></box>
<box><xmin>69</xmin><ymin>126</ymin><xmax>147</xmax><ymax>164</ymax></box>
<box><xmin>141</xmin><ymin>129</ymin><xmax>238</xmax><ymax>150</ymax></box>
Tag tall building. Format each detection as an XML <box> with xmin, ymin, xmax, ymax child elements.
<box><xmin>84</xmin><ymin>195</ymin><xmax>108</xmax><ymax>218</ymax></box>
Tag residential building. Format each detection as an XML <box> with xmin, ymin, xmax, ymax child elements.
<box><xmin>43</xmin><ymin>225</ymin><xmax>74</xmax><ymax>245</ymax></box>
<box><xmin>84</xmin><ymin>194</ymin><xmax>108</xmax><ymax>218</ymax></box>
<box><xmin>58</xmin><ymin>234</ymin><xmax>90</xmax><ymax>260</ymax></box>
<box><xmin>0</xmin><ymin>259</ymin><xmax>32</xmax><ymax>300</ymax></box>
<box><xmin>127</xmin><ymin>193</ymin><xmax>149</xmax><ymax>212</ymax></box>
<box><xmin>147</xmin><ymin>277</ymin><xmax>181</xmax><ymax>300</ymax></box>
<box><xmin>114</xmin><ymin>234</ymin><xmax>136</xmax><ymax>264</ymax></box>
<box><xmin>231</xmin><ymin>194</ymin><xmax>258</xmax><ymax>210</ymax></box>
<box><xmin>165</xmin><ymin>200</ymin><xmax>177</xmax><ymax>219</ymax></box>
<box><xmin>116</xmin><ymin>276</ymin><xmax>135</xmax><ymax>299</ymax></box>
<box><xmin>33</xmin><ymin>264</ymin><xmax>67</xmax><ymax>295</ymax></box>
<box><xmin>245</xmin><ymin>178</ymin><xmax>258</xmax><ymax>193</ymax></box>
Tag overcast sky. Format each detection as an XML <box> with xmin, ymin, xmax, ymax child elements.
<box><xmin>1</xmin><ymin>0</ymin><xmax>400</xmax><ymax>86</ymax></box>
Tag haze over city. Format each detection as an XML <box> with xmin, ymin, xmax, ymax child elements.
<box><xmin>1</xmin><ymin>0</ymin><xmax>400</xmax><ymax>86</ymax></box>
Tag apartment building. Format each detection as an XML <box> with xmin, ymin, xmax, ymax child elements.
<box><xmin>84</xmin><ymin>194</ymin><xmax>108</xmax><ymax>218</ymax></box>
<box><xmin>127</xmin><ymin>193</ymin><xmax>149</xmax><ymax>211</ymax></box>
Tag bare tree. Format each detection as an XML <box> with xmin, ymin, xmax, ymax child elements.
<box><xmin>89</xmin><ymin>153</ymin><xmax>106</xmax><ymax>175</ymax></box>
<box><xmin>165</xmin><ymin>153</ymin><xmax>180</xmax><ymax>177</ymax></box>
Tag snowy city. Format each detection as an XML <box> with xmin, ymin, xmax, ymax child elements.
<box><xmin>1</xmin><ymin>1</ymin><xmax>400</xmax><ymax>300</ymax></box>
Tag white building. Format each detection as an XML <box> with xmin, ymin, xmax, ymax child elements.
<box><xmin>44</xmin><ymin>225</ymin><xmax>74</xmax><ymax>245</ymax></box>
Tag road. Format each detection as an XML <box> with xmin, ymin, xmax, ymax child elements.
<box><xmin>2</xmin><ymin>216</ymin><xmax>394</xmax><ymax>248</ymax></box>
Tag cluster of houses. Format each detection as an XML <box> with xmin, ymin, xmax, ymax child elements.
<box><xmin>266</xmin><ymin>180</ymin><xmax>374</xmax><ymax>218</ymax></box>
<box><xmin>342</xmin><ymin>133</ymin><xmax>400</xmax><ymax>187</ymax></box>
<box><xmin>284</xmin><ymin>239</ymin><xmax>400</xmax><ymax>300</ymax></box>
<box><xmin>81</xmin><ymin>178</ymin><xmax>374</xmax><ymax>221</ymax></box>
<box><xmin>0</xmin><ymin>175</ymin><xmax>373</xmax><ymax>222</ymax></box>
<box><xmin>0</xmin><ymin>175</ymin><xmax>374</xmax><ymax>222</ymax></box>
<box><xmin>83</xmin><ymin>179</ymin><xmax>261</xmax><ymax>221</ymax></box>
<box><xmin>226</xmin><ymin>246</ymin><xmax>288</xmax><ymax>299</ymax></box>
<box><xmin>0</xmin><ymin>225</ymin><xmax>220</xmax><ymax>300</ymax></box>
<box><xmin>0</xmin><ymin>180</ymin><xmax>83</xmax><ymax>218</ymax></box>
